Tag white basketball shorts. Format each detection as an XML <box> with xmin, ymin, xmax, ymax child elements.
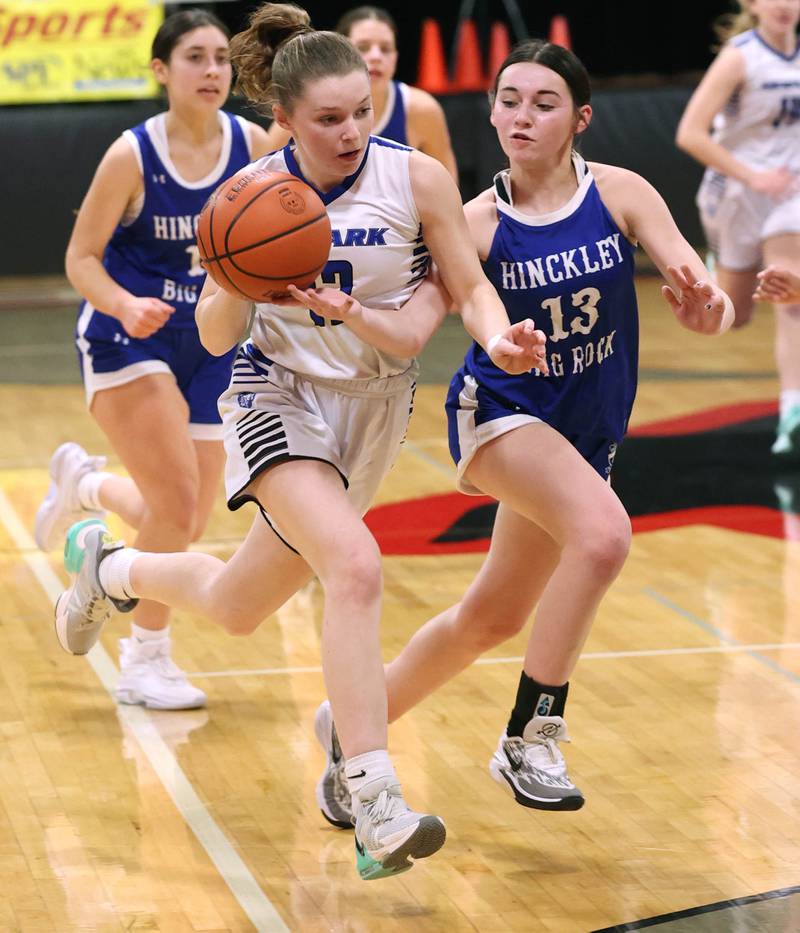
<box><xmin>697</xmin><ymin>170</ymin><xmax>800</xmax><ymax>271</ymax></box>
<box><xmin>219</xmin><ymin>343</ymin><xmax>416</xmax><ymax>548</ymax></box>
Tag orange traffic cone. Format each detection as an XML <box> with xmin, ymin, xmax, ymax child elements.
<box><xmin>548</xmin><ymin>14</ymin><xmax>572</xmax><ymax>49</ymax></box>
<box><xmin>486</xmin><ymin>21</ymin><xmax>511</xmax><ymax>86</ymax></box>
<box><xmin>451</xmin><ymin>19</ymin><xmax>485</xmax><ymax>92</ymax></box>
<box><xmin>416</xmin><ymin>18</ymin><xmax>450</xmax><ymax>94</ymax></box>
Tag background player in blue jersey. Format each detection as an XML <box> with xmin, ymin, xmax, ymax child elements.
<box><xmin>677</xmin><ymin>0</ymin><xmax>800</xmax><ymax>455</ymax></box>
<box><xmin>49</xmin><ymin>2</ymin><xmax>547</xmax><ymax>881</ymax></box>
<box><xmin>265</xmin><ymin>5</ymin><xmax>458</xmax><ymax>179</ymax></box>
<box><xmin>298</xmin><ymin>39</ymin><xmax>735</xmax><ymax>820</ymax></box>
<box><xmin>33</xmin><ymin>9</ymin><xmax>272</xmax><ymax>709</ymax></box>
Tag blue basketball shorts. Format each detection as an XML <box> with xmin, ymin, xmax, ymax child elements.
<box><xmin>76</xmin><ymin>301</ymin><xmax>236</xmax><ymax>440</ymax></box>
<box><xmin>445</xmin><ymin>370</ymin><xmax>620</xmax><ymax>494</ymax></box>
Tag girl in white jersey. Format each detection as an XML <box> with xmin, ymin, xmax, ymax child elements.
<box><xmin>264</xmin><ymin>5</ymin><xmax>458</xmax><ymax>180</ymax></box>
<box><xmin>51</xmin><ymin>1</ymin><xmax>547</xmax><ymax>882</ymax></box>
<box><xmin>33</xmin><ymin>10</ymin><xmax>272</xmax><ymax>711</ymax></box>
<box><xmin>677</xmin><ymin>0</ymin><xmax>800</xmax><ymax>455</ymax></box>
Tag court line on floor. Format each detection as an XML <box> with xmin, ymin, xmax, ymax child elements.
<box><xmin>0</xmin><ymin>489</ymin><xmax>288</xmax><ymax>933</ymax></box>
<box><xmin>188</xmin><ymin>641</ymin><xmax>800</xmax><ymax>679</ymax></box>
<box><xmin>646</xmin><ymin>587</ymin><xmax>800</xmax><ymax>687</ymax></box>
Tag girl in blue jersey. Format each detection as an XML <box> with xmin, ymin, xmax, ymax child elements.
<box><xmin>676</xmin><ymin>0</ymin><xmax>800</xmax><ymax>454</ymax></box>
<box><xmin>34</xmin><ymin>10</ymin><xmax>272</xmax><ymax>710</ymax></box>
<box><xmin>50</xmin><ymin>2</ymin><xmax>547</xmax><ymax>881</ymax></box>
<box><xmin>299</xmin><ymin>40</ymin><xmax>735</xmax><ymax>820</ymax></box>
<box><xmin>264</xmin><ymin>5</ymin><xmax>458</xmax><ymax>179</ymax></box>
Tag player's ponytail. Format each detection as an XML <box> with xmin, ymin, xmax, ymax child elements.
<box><xmin>712</xmin><ymin>3</ymin><xmax>758</xmax><ymax>47</ymax></box>
<box><xmin>230</xmin><ymin>1</ymin><xmax>365</xmax><ymax>115</ymax></box>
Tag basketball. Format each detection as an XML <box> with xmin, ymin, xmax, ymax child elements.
<box><xmin>196</xmin><ymin>167</ymin><xmax>331</xmax><ymax>301</ymax></box>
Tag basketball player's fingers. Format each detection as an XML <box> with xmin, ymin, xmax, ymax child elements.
<box><xmin>148</xmin><ymin>298</ymin><xmax>175</xmax><ymax>314</ymax></box>
<box><xmin>661</xmin><ymin>285</ymin><xmax>681</xmax><ymax>311</ymax></box>
<box><xmin>286</xmin><ymin>284</ymin><xmax>313</xmax><ymax>302</ymax></box>
<box><xmin>664</xmin><ymin>264</ymin><xmax>689</xmax><ymax>293</ymax></box>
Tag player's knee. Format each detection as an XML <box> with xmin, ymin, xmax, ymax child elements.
<box><xmin>577</xmin><ymin>512</ymin><xmax>631</xmax><ymax>580</ymax></box>
<box><xmin>321</xmin><ymin>543</ymin><xmax>383</xmax><ymax>609</ymax></box>
<box><xmin>471</xmin><ymin>613</ymin><xmax>528</xmax><ymax>650</ymax></box>
<box><xmin>189</xmin><ymin>513</ymin><xmax>211</xmax><ymax>543</ymax></box>
<box><xmin>456</xmin><ymin>598</ymin><xmax>529</xmax><ymax>650</ymax></box>
<box><xmin>146</xmin><ymin>480</ymin><xmax>201</xmax><ymax>538</ymax></box>
<box><xmin>213</xmin><ymin>602</ymin><xmax>263</xmax><ymax>635</ymax></box>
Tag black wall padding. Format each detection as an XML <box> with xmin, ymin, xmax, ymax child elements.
<box><xmin>1</xmin><ymin>86</ymin><xmax>704</xmax><ymax>276</ymax></box>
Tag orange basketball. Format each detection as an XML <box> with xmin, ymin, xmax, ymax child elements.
<box><xmin>197</xmin><ymin>168</ymin><xmax>331</xmax><ymax>301</ymax></box>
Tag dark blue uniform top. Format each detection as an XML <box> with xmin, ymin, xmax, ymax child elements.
<box><xmin>102</xmin><ymin>111</ymin><xmax>250</xmax><ymax>329</ymax></box>
<box><xmin>375</xmin><ymin>80</ymin><xmax>409</xmax><ymax>145</ymax></box>
<box><xmin>460</xmin><ymin>157</ymin><xmax>639</xmax><ymax>443</ymax></box>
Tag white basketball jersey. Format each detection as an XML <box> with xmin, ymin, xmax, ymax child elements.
<box><xmin>247</xmin><ymin>137</ymin><xmax>428</xmax><ymax>380</ymax></box>
<box><xmin>710</xmin><ymin>30</ymin><xmax>800</xmax><ymax>171</ymax></box>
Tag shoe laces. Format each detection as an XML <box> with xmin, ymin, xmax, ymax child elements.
<box><xmin>361</xmin><ymin>784</ymin><xmax>406</xmax><ymax>826</ymax></box>
<box><xmin>522</xmin><ymin>733</ymin><xmax>566</xmax><ymax>774</ymax></box>
<box><xmin>331</xmin><ymin>758</ymin><xmax>351</xmax><ymax>809</ymax></box>
<box><xmin>77</xmin><ymin>593</ymin><xmax>110</xmax><ymax>632</ymax></box>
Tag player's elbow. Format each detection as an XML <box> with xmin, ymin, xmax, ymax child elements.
<box><xmin>674</xmin><ymin>121</ymin><xmax>698</xmax><ymax>155</ymax></box>
<box><xmin>204</xmin><ymin>337</ymin><xmax>237</xmax><ymax>357</ymax></box>
<box><xmin>198</xmin><ymin>326</ymin><xmax>237</xmax><ymax>357</ymax></box>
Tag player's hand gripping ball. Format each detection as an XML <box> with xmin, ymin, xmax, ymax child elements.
<box><xmin>197</xmin><ymin>168</ymin><xmax>331</xmax><ymax>301</ymax></box>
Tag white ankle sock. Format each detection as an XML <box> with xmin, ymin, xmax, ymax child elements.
<box><xmin>76</xmin><ymin>471</ymin><xmax>111</xmax><ymax>511</ymax></box>
<box><xmin>346</xmin><ymin>749</ymin><xmax>398</xmax><ymax>800</ymax></box>
<box><xmin>131</xmin><ymin>623</ymin><xmax>169</xmax><ymax>643</ymax></box>
<box><xmin>98</xmin><ymin>547</ymin><xmax>141</xmax><ymax>600</ymax></box>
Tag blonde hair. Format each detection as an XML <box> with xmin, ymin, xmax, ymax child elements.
<box><xmin>713</xmin><ymin>2</ymin><xmax>757</xmax><ymax>46</ymax></box>
<box><xmin>229</xmin><ymin>2</ymin><xmax>366</xmax><ymax>114</ymax></box>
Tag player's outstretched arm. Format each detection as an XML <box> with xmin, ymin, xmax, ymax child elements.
<box><xmin>409</xmin><ymin>152</ymin><xmax>548</xmax><ymax>375</ymax></box>
<box><xmin>195</xmin><ymin>275</ymin><xmax>252</xmax><ymax>356</ymax></box>
<box><xmin>754</xmin><ymin>266</ymin><xmax>800</xmax><ymax>304</ymax></box>
<box><xmin>606</xmin><ymin>166</ymin><xmax>734</xmax><ymax>335</ymax></box>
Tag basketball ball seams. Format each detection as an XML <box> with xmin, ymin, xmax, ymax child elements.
<box><xmin>197</xmin><ymin>168</ymin><xmax>331</xmax><ymax>298</ymax></box>
<box><xmin>208</xmin><ymin>211</ymin><xmax>330</xmax><ymax>264</ymax></box>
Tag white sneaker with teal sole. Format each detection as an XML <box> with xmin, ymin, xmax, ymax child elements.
<box><xmin>54</xmin><ymin>519</ymin><xmax>137</xmax><ymax>655</ymax></box>
<box><xmin>35</xmin><ymin>442</ymin><xmax>106</xmax><ymax>551</ymax></box>
<box><xmin>352</xmin><ymin>777</ymin><xmax>445</xmax><ymax>880</ymax></box>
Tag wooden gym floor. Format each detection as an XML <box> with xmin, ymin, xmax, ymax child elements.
<box><xmin>1</xmin><ymin>275</ymin><xmax>799</xmax><ymax>932</ymax></box>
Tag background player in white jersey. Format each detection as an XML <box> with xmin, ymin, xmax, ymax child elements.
<box><xmin>51</xmin><ymin>2</ymin><xmax>547</xmax><ymax>881</ymax></box>
<box><xmin>302</xmin><ymin>39</ymin><xmax>734</xmax><ymax>823</ymax></box>
<box><xmin>677</xmin><ymin>0</ymin><xmax>800</xmax><ymax>454</ymax></box>
<box><xmin>264</xmin><ymin>5</ymin><xmax>458</xmax><ymax>179</ymax></box>
<box><xmin>33</xmin><ymin>10</ymin><xmax>272</xmax><ymax>709</ymax></box>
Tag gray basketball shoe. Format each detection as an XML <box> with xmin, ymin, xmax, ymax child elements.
<box><xmin>54</xmin><ymin>519</ymin><xmax>137</xmax><ymax>655</ymax></box>
<box><xmin>489</xmin><ymin>715</ymin><xmax>585</xmax><ymax>811</ymax></box>
<box><xmin>314</xmin><ymin>700</ymin><xmax>353</xmax><ymax>829</ymax></box>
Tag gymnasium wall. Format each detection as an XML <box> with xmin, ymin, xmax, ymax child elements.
<box><xmin>2</xmin><ymin>85</ymin><xmax>704</xmax><ymax>277</ymax></box>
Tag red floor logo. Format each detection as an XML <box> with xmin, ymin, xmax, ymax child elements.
<box><xmin>365</xmin><ymin>400</ymin><xmax>798</xmax><ymax>554</ymax></box>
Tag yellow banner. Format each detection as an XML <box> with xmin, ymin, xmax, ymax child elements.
<box><xmin>0</xmin><ymin>0</ymin><xmax>164</xmax><ymax>103</ymax></box>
